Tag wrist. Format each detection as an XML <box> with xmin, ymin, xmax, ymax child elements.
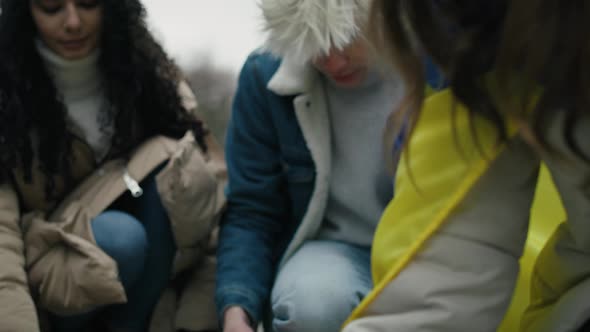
<box><xmin>224</xmin><ymin>306</ymin><xmax>252</xmax><ymax>327</ymax></box>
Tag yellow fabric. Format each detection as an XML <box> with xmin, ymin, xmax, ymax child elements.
<box><xmin>497</xmin><ymin>166</ymin><xmax>565</xmax><ymax>331</ymax></box>
<box><xmin>344</xmin><ymin>89</ymin><xmax>509</xmax><ymax>325</ymax></box>
<box><xmin>343</xmin><ymin>88</ymin><xmax>565</xmax><ymax>331</ymax></box>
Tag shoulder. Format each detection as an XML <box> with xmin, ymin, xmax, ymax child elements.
<box><xmin>239</xmin><ymin>49</ymin><xmax>283</xmax><ymax>88</ymax></box>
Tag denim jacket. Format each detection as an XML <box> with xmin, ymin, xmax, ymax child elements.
<box><xmin>215</xmin><ymin>51</ymin><xmax>337</xmax><ymax>325</ymax></box>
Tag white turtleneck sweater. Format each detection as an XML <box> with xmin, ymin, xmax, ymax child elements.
<box><xmin>36</xmin><ymin>40</ymin><xmax>113</xmax><ymax>161</ymax></box>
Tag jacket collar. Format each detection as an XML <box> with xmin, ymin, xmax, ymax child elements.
<box><xmin>267</xmin><ymin>54</ymin><xmax>317</xmax><ymax>96</ymax></box>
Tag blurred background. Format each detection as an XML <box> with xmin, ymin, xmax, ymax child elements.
<box><xmin>143</xmin><ymin>0</ymin><xmax>265</xmax><ymax>144</ymax></box>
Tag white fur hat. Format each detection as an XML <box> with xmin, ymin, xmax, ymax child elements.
<box><xmin>259</xmin><ymin>0</ymin><xmax>371</xmax><ymax>64</ymax></box>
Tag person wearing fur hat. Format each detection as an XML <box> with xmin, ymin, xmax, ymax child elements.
<box><xmin>215</xmin><ymin>0</ymin><xmax>404</xmax><ymax>331</ymax></box>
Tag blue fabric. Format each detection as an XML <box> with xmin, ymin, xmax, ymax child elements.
<box><xmin>216</xmin><ymin>52</ymin><xmax>316</xmax><ymax>326</ymax></box>
<box><xmin>270</xmin><ymin>240</ymin><xmax>372</xmax><ymax>332</ymax></box>
<box><xmin>93</xmin><ymin>211</ymin><xmax>148</xmax><ymax>291</ymax></box>
<box><xmin>424</xmin><ymin>56</ymin><xmax>448</xmax><ymax>91</ymax></box>
<box><xmin>52</xmin><ymin>171</ymin><xmax>176</xmax><ymax>332</ymax></box>
<box><xmin>105</xmin><ymin>172</ymin><xmax>176</xmax><ymax>331</ymax></box>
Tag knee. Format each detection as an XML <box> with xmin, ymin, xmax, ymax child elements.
<box><xmin>92</xmin><ymin>210</ymin><xmax>148</xmax><ymax>265</ymax></box>
<box><xmin>271</xmin><ymin>275</ymin><xmax>359</xmax><ymax>332</ymax></box>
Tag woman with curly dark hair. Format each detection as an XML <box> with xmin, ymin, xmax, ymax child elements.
<box><xmin>0</xmin><ymin>0</ymin><xmax>226</xmax><ymax>331</ymax></box>
<box><xmin>341</xmin><ymin>1</ymin><xmax>590</xmax><ymax>332</ymax></box>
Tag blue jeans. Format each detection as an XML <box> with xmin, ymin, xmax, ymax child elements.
<box><xmin>52</xmin><ymin>172</ymin><xmax>176</xmax><ymax>332</ymax></box>
<box><xmin>270</xmin><ymin>240</ymin><xmax>372</xmax><ymax>332</ymax></box>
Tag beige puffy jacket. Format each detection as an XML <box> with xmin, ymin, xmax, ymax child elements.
<box><xmin>0</xmin><ymin>82</ymin><xmax>226</xmax><ymax>331</ymax></box>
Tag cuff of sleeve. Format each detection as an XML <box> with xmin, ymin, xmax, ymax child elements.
<box><xmin>216</xmin><ymin>287</ymin><xmax>263</xmax><ymax>328</ymax></box>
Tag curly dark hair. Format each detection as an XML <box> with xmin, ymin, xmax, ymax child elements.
<box><xmin>0</xmin><ymin>0</ymin><xmax>206</xmax><ymax>191</ymax></box>
<box><xmin>371</xmin><ymin>0</ymin><xmax>589</xmax><ymax>161</ymax></box>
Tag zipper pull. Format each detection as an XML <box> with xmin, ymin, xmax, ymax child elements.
<box><xmin>123</xmin><ymin>171</ymin><xmax>143</xmax><ymax>198</ymax></box>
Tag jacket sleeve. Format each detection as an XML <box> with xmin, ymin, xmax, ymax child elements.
<box><xmin>157</xmin><ymin>82</ymin><xmax>227</xmax><ymax>267</ymax></box>
<box><xmin>215</xmin><ymin>53</ymin><xmax>289</xmax><ymax>326</ymax></box>
<box><xmin>0</xmin><ymin>183</ymin><xmax>40</xmax><ymax>332</ymax></box>
<box><xmin>523</xmin><ymin>178</ymin><xmax>590</xmax><ymax>331</ymax></box>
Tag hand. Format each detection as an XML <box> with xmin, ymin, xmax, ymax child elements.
<box><xmin>223</xmin><ymin>306</ymin><xmax>255</xmax><ymax>332</ymax></box>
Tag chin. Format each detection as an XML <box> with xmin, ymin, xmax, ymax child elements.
<box><xmin>332</xmin><ymin>76</ymin><xmax>364</xmax><ymax>88</ymax></box>
<box><xmin>59</xmin><ymin>49</ymin><xmax>92</xmax><ymax>60</ymax></box>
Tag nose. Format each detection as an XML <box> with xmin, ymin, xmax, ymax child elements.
<box><xmin>316</xmin><ymin>51</ymin><xmax>349</xmax><ymax>74</ymax></box>
<box><xmin>63</xmin><ymin>3</ymin><xmax>82</xmax><ymax>33</ymax></box>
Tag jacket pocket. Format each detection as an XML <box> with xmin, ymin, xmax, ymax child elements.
<box><xmin>23</xmin><ymin>206</ymin><xmax>126</xmax><ymax>315</ymax></box>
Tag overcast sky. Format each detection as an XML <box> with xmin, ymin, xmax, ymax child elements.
<box><xmin>142</xmin><ymin>0</ymin><xmax>265</xmax><ymax>73</ymax></box>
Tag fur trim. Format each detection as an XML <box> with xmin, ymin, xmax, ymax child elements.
<box><xmin>259</xmin><ymin>0</ymin><xmax>370</xmax><ymax>63</ymax></box>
